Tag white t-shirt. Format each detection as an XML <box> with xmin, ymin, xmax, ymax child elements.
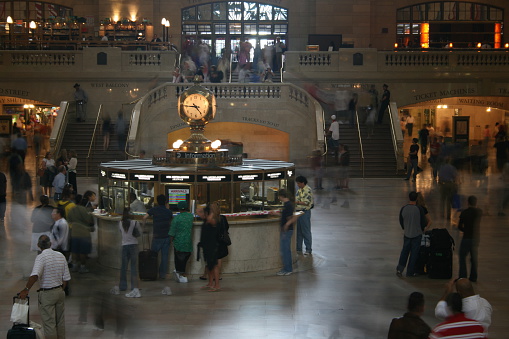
<box><xmin>329</xmin><ymin>121</ymin><xmax>340</xmax><ymax>141</ymax></box>
<box><xmin>50</xmin><ymin>218</ymin><xmax>69</xmax><ymax>251</ymax></box>
<box><xmin>406</xmin><ymin>116</ymin><xmax>415</xmax><ymax>124</ymax></box>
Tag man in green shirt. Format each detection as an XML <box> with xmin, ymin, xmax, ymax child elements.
<box><xmin>169</xmin><ymin>201</ymin><xmax>194</xmax><ymax>283</ymax></box>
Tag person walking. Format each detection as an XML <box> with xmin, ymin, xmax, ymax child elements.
<box><xmin>67</xmin><ymin>150</ymin><xmax>78</xmax><ymax>194</ymax></box>
<box><xmin>295</xmin><ymin>175</ymin><xmax>313</xmax><ymax>256</ymax></box>
<box><xmin>18</xmin><ymin>235</ymin><xmax>71</xmax><ymax>339</ymax></box>
<box><xmin>276</xmin><ymin>189</ymin><xmax>295</xmax><ymax>276</ymax></box>
<box><xmin>404</xmin><ymin>138</ymin><xmax>420</xmax><ymax>182</ymax></box>
<box><xmin>67</xmin><ymin>194</ymin><xmax>95</xmax><ymax>273</ymax></box>
<box><xmin>458</xmin><ymin>196</ymin><xmax>482</xmax><ymax>282</ymax></box>
<box><xmin>377</xmin><ymin>84</ymin><xmax>390</xmax><ymax>124</ymax></box>
<box><xmin>74</xmin><ymin>83</ymin><xmax>88</xmax><ymax>122</ymax></box>
<box><xmin>117</xmin><ymin>208</ymin><xmax>142</xmax><ymax>297</ymax></box>
<box><xmin>0</xmin><ymin>170</ymin><xmax>6</xmax><ymax>222</ymax></box>
<box><xmin>30</xmin><ymin>195</ymin><xmax>54</xmax><ymax>252</ymax></box>
<box><xmin>396</xmin><ymin>191</ymin><xmax>428</xmax><ymax>277</ymax></box>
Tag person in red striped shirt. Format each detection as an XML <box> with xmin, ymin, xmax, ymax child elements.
<box><xmin>429</xmin><ymin>292</ymin><xmax>486</xmax><ymax>339</ymax></box>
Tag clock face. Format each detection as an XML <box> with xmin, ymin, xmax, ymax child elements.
<box><xmin>183</xmin><ymin>94</ymin><xmax>210</xmax><ymax>120</ymax></box>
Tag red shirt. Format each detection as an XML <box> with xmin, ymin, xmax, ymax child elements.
<box><xmin>429</xmin><ymin>313</ymin><xmax>486</xmax><ymax>339</ymax></box>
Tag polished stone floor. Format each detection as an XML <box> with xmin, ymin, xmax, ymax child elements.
<box><xmin>0</xmin><ymin>149</ymin><xmax>508</xmax><ymax>338</ymax></box>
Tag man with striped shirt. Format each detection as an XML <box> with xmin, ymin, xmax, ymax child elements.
<box><xmin>430</xmin><ymin>292</ymin><xmax>486</xmax><ymax>339</ymax></box>
<box><xmin>19</xmin><ymin>235</ymin><xmax>71</xmax><ymax>339</ymax></box>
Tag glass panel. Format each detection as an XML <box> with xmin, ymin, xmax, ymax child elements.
<box><xmin>259</xmin><ymin>4</ymin><xmax>272</xmax><ymax>21</ymax></box>
<box><xmin>228</xmin><ymin>2</ymin><xmax>242</xmax><ymax>21</ymax></box>
<box><xmin>274</xmin><ymin>24</ymin><xmax>287</xmax><ymax>34</ymax></box>
<box><xmin>457</xmin><ymin>2</ymin><xmax>468</xmax><ymax>21</ymax></box>
<box><xmin>397</xmin><ymin>23</ymin><xmax>408</xmax><ymax>35</ymax></box>
<box><xmin>182</xmin><ymin>7</ymin><xmax>196</xmax><ymax>21</ymax></box>
<box><xmin>397</xmin><ymin>7</ymin><xmax>410</xmax><ymax>21</ymax></box>
<box><xmin>237</xmin><ymin>181</ymin><xmax>263</xmax><ymax>211</ymax></box>
<box><xmin>244</xmin><ymin>23</ymin><xmax>257</xmax><ymax>34</ymax></box>
<box><xmin>264</xmin><ymin>179</ymin><xmax>290</xmax><ymax>209</ymax></box>
<box><xmin>13</xmin><ymin>1</ymin><xmax>27</xmax><ymax>20</ymax></box>
<box><xmin>412</xmin><ymin>4</ymin><xmax>426</xmax><ymax>21</ymax></box>
<box><xmin>229</xmin><ymin>22</ymin><xmax>241</xmax><ymax>34</ymax></box>
<box><xmin>443</xmin><ymin>2</ymin><xmax>456</xmax><ymax>21</ymax></box>
<box><xmin>244</xmin><ymin>2</ymin><xmax>258</xmax><ymax>21</ymax></box>
<box><xmin>198</xmin><ymin>4</ymin><xmax>212</xmax><ymax>21</ymax></box>
<box><xmin>213</xmin><ymin>2</ymin><xmax>227</xmax><ymax>20</ymax></box>
<box><xmin>198</xmin><ymin>24</ymin><xmax>212</xmax><ymax>34</ymax></box>
<box><xmin>273</xmin><ymin>7</ymin><xmax>287</xmax><ymax>20</ymax></box>
<box><xmin>183</xmin><ymin>24</ymin><xmax>197</xmax><ymax>35</ymax></box>
<box><xmin>129</xmin><ymin>182</ymin><xmax>151</xmax><ymax>213</ymax></box>
<box><xmin>411</xmin><ymin>23</ymin><xmax>420</xmax><ymax>34</ymax></box>
<box><xmin>214</xmin><ymin>23</ymin><xmax>227</xmax><ymax>34</ymax></box>
<box><xmin>259</xmin><ymin>24</ymin><xmax>271</xmax><ymax>35</ymax></box>
<box><xmin>214</xmin><ymin>37</ymin><xmax>226</xmax><ymax>58</ymax></box>
<box><xmin>490</xmin><ymin>7</ymin><xmax>503</xmax><ymax>21</ymax></box>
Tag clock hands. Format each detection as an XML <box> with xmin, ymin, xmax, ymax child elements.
<box><xmin>183</xmin><ymin>104</ymin><xmax>203</xmax><ymax>116</ymax></box>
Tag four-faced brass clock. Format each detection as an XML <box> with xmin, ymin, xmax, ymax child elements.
<box><xmin>178</xmin><ymin>80</ymin><xmax>217</xmax><ymax>124</ymax></box>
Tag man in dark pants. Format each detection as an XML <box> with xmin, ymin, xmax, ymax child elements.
<box><xmin>396</xmin><ymin>191</ymin><xmax>427</xmax><ymax>277</ymax></box>
<box><xmin>458</xmin><ymin>195</ymin><xmax>482</xmax><ymax>282</ymax></box>
<box><xmin>0</xmin><ymin>171</ymin><xmax>6</xmax><ymax>222</ymax></box>
<box><xmin>377</xmin><ymin>84</ymin><xmax>390</xmax><ymax>124</ymax></box>
<box><xmin>276</xmin><ymin>189</ymin><xmax>295</xmax><ymax>276</ymax></box>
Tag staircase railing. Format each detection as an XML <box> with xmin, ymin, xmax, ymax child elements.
<box><xmin>49</xmin><ymin>101</ymin><xmax>72</xmax><ymax>158</ymax></box>
<box><xmin>388</xmin><ymin>103</ymin><xmax>399</xmax><ymax>173</ymax></box>
<box><xmin>355</xmin><ymin>109</ymin><xmax>365</xmax><ymax>178</ymax></box>
<box><xmin>85</xmin><ymin>104</ymin><xmax>102</xmax><ymax>177</ymax></box>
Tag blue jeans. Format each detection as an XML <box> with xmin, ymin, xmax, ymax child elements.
<box><xmin>151</xmin><ymin>237</ymin><xmax>170</xmax><ymax>279</ymax></box>
<box><xmin>459</xmin><ymin>238</ymin><xmax>478</xmax><ymax>281</ymax></box>
<box><xmin>397</xmin><ymin>235</ymin><xmax>421</xmax><ymax>276</ymax></box>
<box><xmin>280</xmin><ymin>229</ymin><xmax>293</xmax><ymax>272</ymax></box>
<box><xmin>296</xmin><ymin>210</ymin><xmax>312</xmax><ymax>253</ymax></box>
<box><xmin>119</xmin><ymin>244</ymin><xmax>138</xmax><ymax>291</ymax></box>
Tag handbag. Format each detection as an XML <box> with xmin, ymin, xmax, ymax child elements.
<box><xmin>10</xmin><ymin>299</ymin><xmax>29</xmax><ymax>324</ymax></box>
<box><xmin>37</xmin><ymin>165</ymin><xmax>44</xmax><ymax>177</ymax></box>
<box><xmin>132</xmin><ymin>221</ymin><xmax>141</xmax><ymax>238</ymax></box>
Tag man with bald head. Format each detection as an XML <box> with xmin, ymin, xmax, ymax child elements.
<box><xmin>435</xmin><ymin>278</ymin><xmax>492</xmax><ymax>331</ymax></box>
<box><xmin>19</xmin><ymin>235</ymin><xmax>71</xmax><ymax>338</ymax></box>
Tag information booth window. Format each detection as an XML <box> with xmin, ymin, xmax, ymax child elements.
<box><xmin>106</xmin><ymin>171</ymin><xmax>129</xmax><ymax>214</ymax></box>
<box><xmin>195</xmin><ymin>173</ymin><xmax>232</xmax><ymax>213</ymax></box>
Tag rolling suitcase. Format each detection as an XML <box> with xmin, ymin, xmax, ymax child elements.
<box><xmin>428</xmin><ymin>228</ymin><xmax>455</xmax><ymax>279</ymax></box>
<box><xmin>8</xmin><ymin>296</ymin><xmax>36</xmax><ymax>339</ymax></box>
<box><xmin>138</xmin><ymin>231</ymin><xmax>158</xmax><ymax>281</ymax></box>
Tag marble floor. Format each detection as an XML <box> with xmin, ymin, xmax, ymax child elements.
<box><xmin>0</xmin><ymin>151</ymin><xmax>508</xmax><ymax>338</ymax></box>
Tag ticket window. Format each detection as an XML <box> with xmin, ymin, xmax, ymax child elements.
<box><xmin>264</xmin><ymin>178</ymin><xmax>293</xmax><ymax>209</ymax></box>
<box><xmin>235</xmin><ymin>181</ymin><xmax>263</xmax><ymax>211</ymax></box>
<box><xmin>193</xmin><ymin>182</ymin><xmax>231</xmax><ymax>213</ymax></box>
<box><xmin>106</xmin><ymin>179</ymin><xmax>129</xmax><ymax>214</ymax></box>
<box><xmin>130</xmin><ymin>181</ymin><xmax>154</xmax><ymax>210</ymax></box>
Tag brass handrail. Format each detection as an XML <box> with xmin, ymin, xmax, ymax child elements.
<box><xmin>355</xmin><ymin>109</ymin><xmax>365</xmax><ymax>178</ymax></box>
<box><xmin>49</xmin><ymin>100</ymin><xmax>71</xmax><ymax>158</ymax></box>
<box><xmin>387</xmin><ymin>103</ymin><xmax>399</xmax><ymax>173</ymax></box>
<box><xmin>86</xmin><ymin>104</ymin><xmax>102</xmax><ymax>177</ymax></box>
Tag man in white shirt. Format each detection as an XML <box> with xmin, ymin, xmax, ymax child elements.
<box><xmin>435</xmin><ymin>278</ymin><xmax>492</xmax><ymax>331</ymax></box>
<box><xmin>129</xmin><ymin>192</ymin><xmax>146</xmax><ymax>213</ymax></box>
<box><xmin>328</xmin><ymin>115</ymin><xmax>340</xmax><ymax>159</ymax></box>
<box><xmin>18</xmin><ymin>235</ymin><xmax>71</xmax><ymax>338</ymax></box>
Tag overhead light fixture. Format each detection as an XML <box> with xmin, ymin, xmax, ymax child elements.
<box><xmin>7</xmin><ymin>16</ymin><xmax>13</xmax><ymax>24</ymax></box>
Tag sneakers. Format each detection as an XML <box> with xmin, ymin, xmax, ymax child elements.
<box><xmin>173</xmin><ymin>270</ymin><xmax>180</xmax><ymax>282</ymax></box>
<box><xmin>178</xmin><ymin>275</ymin><xmax>188</xmax><ymax>283</ymax></box>
<box><xmin>125</xmin><ymin>288</ymin><xmax>141</xmax><ymax>298</ymax></box>
<box><xmin>276</xmin><ymin>270</ymin><xmax>292</xmax><ymax>276</ymax></box>
<box><xmin>304</xmin><ymin>252</ymin><xmax>312</xmax><ymax>257</ymax></box>
<box><xmin>110</xmin><ymin>286</ymin><xmax>120</xmax><ymax>295</ymax></box>
<box><xmin>396</xmin><ymin>270</ymin><xmax>403</xmax><ymax>278</ymax></box>
<box><xmin>79</xmin><ymin>265</ymin><xmax>89</xmax><ymax>274</ymax></box>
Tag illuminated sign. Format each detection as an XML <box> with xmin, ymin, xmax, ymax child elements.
<box><xmin>161</xmin><ymin>174</ymin><xmax>195</xmax><ymax>183</ymax></box>
<box><xmin>234</xmin><ymin>173</ymin><xmax>262</xmax><ymax>181</ymax></box>
<box><xmin>176</xmin><ymin>152</ymin><xmax>218</xmax><ymax>159</ymax></box>
<box><xmin>129</xmin><ymin>173</ymin><xmax>159</xmax><ymax>181</ymax></box>
<box><xmin>264</xmin><ymin>171</ymin><xmax>285</xmax><ymax>180</ymax></box>
<box><xmin>109</xmin><ymin>172</ymin><xmax>127</xmax><ymax>180</ymax></box>
<box><xmin>197</xmin><ymin>175</ymin><xmax>231</xmax><ymax>182</ymax></box>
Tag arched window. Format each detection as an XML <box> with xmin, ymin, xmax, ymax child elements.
<box><xmin>0</xmin><ymin>1</ymin><xmax>73</xmax><ymax>21</ymax></box>
<box><xmin>396</xmin><ymin>1</ymin><xmax>503</xmax><ymax>48</ymax></box>
<box><xmin>181</xmin><ymin>1</ymin><xmax>288</xmax><ymax>61</ymax></box>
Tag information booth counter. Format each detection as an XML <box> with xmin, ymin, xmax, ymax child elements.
<box><xmin>95</xmin><ymin>158</ymin><xmax>296</xmax><ymax>274</ymax></box>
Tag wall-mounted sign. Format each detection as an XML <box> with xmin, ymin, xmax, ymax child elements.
<box><xmin>197</xmin><ymin>174</ymin><xmax>231</xmax><ymax>182</ymax></box>
<box><xmin>234</xmin><ymin>173</ymin><xmax>262</xmax><ymax>181</ymax></box>
<box><xmin>129</xmin><ymin>173</ymin><xmax>159</xmax><ymax>181</ymax></box>
<box><xmin>264</xmin><ymin>171</ymin><xmax>285</xmax><ymax>180</ymax></box>
<box><xmin>109</xmin><ymin>172</ymin><xmax>127</xmax><ymax>180</ymax></box>
<box><xmin>161</xmin><ymin>174</ymin><xmax>195</xmax><ymax>183</ymax></box>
